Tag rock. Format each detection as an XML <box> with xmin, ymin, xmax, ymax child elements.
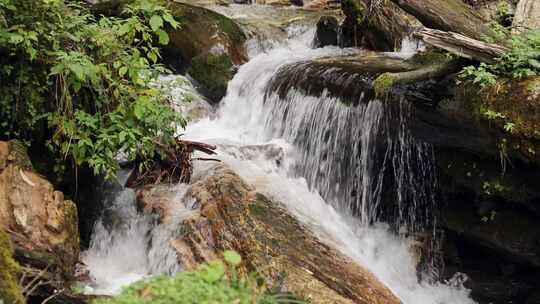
<box><xmin>0</xmin><ymin>229</ymin><xmax>25</xmax><ymax>304</ymax></box>
<box><xmin>164</xmin><ymin>2</ymin><xmax>248</xmax><ymax>103</ymax></box>
<box><xmin>137</xmin><ymin>164</ymin><xmax>401</xmax><ymax>304</ymax></box>
<box><xmin>313</xmin><ymin>16</ymin><xmax>339</xmax><ymax>47</ymax></box>
<box><xmin>0</xmin><ymin>141</ymin><xmax>80</xmax><ymax>294</ymax></box>
<box><xmin>514</xmin><ymin>0</ymin><xmax>540</xmax><ymax>34</ymax></box>
<box><xmin>527</xmin><ymin>291</ymin><xmax>540</xmax><ymax>304</ymax></box>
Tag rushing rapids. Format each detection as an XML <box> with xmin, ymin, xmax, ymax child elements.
<box><xmin>81</xmin><ymin>10</ymin><xmax>476</xmax><ymax>304</ymax></box>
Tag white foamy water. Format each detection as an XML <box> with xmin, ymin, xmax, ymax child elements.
<box><xmin>82</xmin><ymin>178</ymin><xmax>193</xmax><ymax>295</ymax></box>
<box><xmin>81</xmin><ymin>20</ymin><xmax>475</xmax><ymax>302</ymax></box>
<box><xmin>183</xmin><ymin>28</ymin><xmax>476</xmax><ymax>304</ymax></box>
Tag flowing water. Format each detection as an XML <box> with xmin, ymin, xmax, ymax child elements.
<box><xmin>82</xmin><ymin>12</ymin><xmax>476</xmax><ymax>304</ymax></box>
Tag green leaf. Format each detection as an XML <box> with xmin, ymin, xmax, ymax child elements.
<box><xmin>148</xmin><ymin>51</ymin><xmax>157</xmax><ymax>63</ymax></box>
<box><xmin>133</xmin><ymin>101</ymin><xmax>145</xmax><ymax>119</ymax></box>
<box><xmin>156</xmin><ymin>29</ymin><xmax>169</xmax><ymax>45</ymax></box>
<box><xmin>69</xmin><ymin>64</ymin><xmax>86</xmax><ymax>81</ymax></box>
<box><xmin>149</xmin><ymin>15</ymin><xmax>163</xmax><ymax>32</ymax></box>
<box><xmin>119</xmin><ymin>66</ymin><xmax>128</xmax><ymax>77</ymax></box>
<box><xmin>201</xmin><ymin>261</ymin><xmax>225</xmax><ymax>283</ymax></box>
<box><xmin>162</xmin><ymin>13</ymin><xmax>178</xmax><ymax>28</ymax></box>
<box><xmin>223</xmin><ymin>250</ymin><xmax>242</xmax><ymax>266</ymax></box>
<box><xmin>529</xmin><ymin>59</ymin><xmax>540</xmax><ymax>69</ymax></box>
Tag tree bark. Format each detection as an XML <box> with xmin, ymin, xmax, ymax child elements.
<box><xmin>413</xmin><ymin>28</ymin><xmax>509</xmax><ymax>63</ymax></box>
<box><xmin>513</xmin><ymin>0</ymin><xmax>540</xmax><ymax>34</ymax></box>
<box><xmin>341</xmin><ymin>0</ymin><xmax>421</xmax><ymax>51</ymax></box>
<box><xmin>390</xmin><ymin>0</ymin><xmax>495</xmax><ymax>41</ymax></box>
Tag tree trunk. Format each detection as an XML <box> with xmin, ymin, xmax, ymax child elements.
<box><xmin>513</xmin><ymin>0</ymin><xmax>540</xmax><ymax>34</ymax></box>
<box><xmin>390</xmin><ymin>0</ymin><xmax>495</xmax><ymax>41</ymax></box>
<box><xmin>340</xmin><ymin>0</ymin><xmax>421</xmax><ymax>51</ymax></box>
<box><xmin>413</xmin><ymin>28</ymin><xmax>509</xmax><ymax>63</ymax></box>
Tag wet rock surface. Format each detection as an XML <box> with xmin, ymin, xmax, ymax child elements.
<box><xmin>266</xmin><ymin>55</ymin><xmax>540</xmax><ymax>304</ymax></box>
<box><xmin>137</xmin><ymin>163</ymin><xmax>401</xmax><ymax>304</ymax></box>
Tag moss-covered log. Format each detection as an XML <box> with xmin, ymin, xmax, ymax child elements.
<box><xmin>373</xmin><ymin>56</ymin><xmax>462</xmax><ymax>96</ymax></box>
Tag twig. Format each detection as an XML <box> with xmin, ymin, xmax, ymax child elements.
<box><xmin>41</xmin><ymin>288</ymin><xmax>65</xmax><ymax>304</ymax></box>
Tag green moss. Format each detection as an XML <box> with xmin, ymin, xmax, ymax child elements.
<box><xmin>0</xmin><ymin>229</ymin><xmax>25</xmax><ymax>304</ymax></box>
<box><xmin>409</xmin><ymin>51</ymin><xmax>449</xmax><ymax>66</ymax></box>
<box><xmin>372</xmin><ymin>73</ymin><xmax>397</xmax><ymax>97</ymax></box>
<box><xmin>8</xmin><ymin>140</ymin><xmax>33</xmax><ymax>171</ymax></box>
<box><xmin>188</xmin><ymin>53</ymin><xmax>233</xmax><ymax>101</ymax></box>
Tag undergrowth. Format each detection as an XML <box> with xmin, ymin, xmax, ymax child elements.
<box><xmin>460</xmin><ymin>30</ymin><xmax>540</xmax><ymax>88</ymax></box>
<box><xmin>93</xmin><ymin>251</ymin><xmax>305</xmax><ymax>304</ymax></box>
<box><xmin>0</xmin><ymin>0</ymin><xmax>185</xmax><ymax>178</ymax></box>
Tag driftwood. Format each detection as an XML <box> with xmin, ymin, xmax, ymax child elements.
<box><xmin>126</xmin><ymin>139</ymin><xmax>217</xmax><ymax>188</ymax></box>
<box><xmin>413</xmin><ymin>28</ymin><xmax>509</xmax><ymax>63</ymax></box>
<box><xmin>513</xmin><ymin>0</ymin><xmax>540</xmax><ymax>34</ymax></box>
<box><xmin>390</xmin><ymin>0</ymin><xmax>496</xmax><ymax>41</ymax></box>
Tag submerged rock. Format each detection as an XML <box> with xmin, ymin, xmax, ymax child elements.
<box><xmin>0</xmin><ymin>141</ymin><xmax>80</xmax><ymax>298</ymax></box>
<box><xmin>137</xmin><ymin>164</ymin><xmax>400</xmax><ymax>304</ymax></box>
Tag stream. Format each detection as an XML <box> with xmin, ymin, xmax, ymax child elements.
<box><xmin>82</xmin><ymin>6</ymin><xmax>477</xmax><ymax>304</ymax></box>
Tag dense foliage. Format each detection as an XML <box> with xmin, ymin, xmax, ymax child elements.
<box><xmin>460</xmin><ymin>30</ymin><xmax>540</xmax><ymax>87</ymax></box>
<box><xmin>93</xmin><ymin>251</ymin><xmax>304</xmax><ymax>304</ymax></box>
<box><xmin>0</xmin><ymin>0</ymin><xmax>185</xmax><ymax>178</ymax></box>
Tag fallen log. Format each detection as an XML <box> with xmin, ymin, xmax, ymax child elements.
<box><xmin>390</xmin><ymin>0</ymin><xmax>496</xmax><ymax>41</ymax></box>
<box><xmin>513</xmin><ymin>0</ymin><xmax>540</xmax><ymax>34</ymax></box>
<box><xmin>413</xmin><ymin>28</ymin><xmax>509</xmax><ymax>63</ymax></box>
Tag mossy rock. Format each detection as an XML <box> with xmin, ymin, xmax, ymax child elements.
<box><xmin>164</xmin><ymin>2</ymin><xmax>247</xmax><ymax>102</ymax></box>
<box><xmin>187</xmin><ymin>53</ymin><xmax>233</xmax><ymax>103</ymax></box>
<box><xmin>0</xmin><ymin>229</ymin><xmax>25</xmax><ymax>304</ymax></box>
<box><xmin>151</xmin><ymin>164</ymin><xmax>401</xmax><ymax>304</ymax></box>
<box><xmin>459</xmin><ymin>76</ymin><xmax>540</xmax><ymax>166</ymax></box>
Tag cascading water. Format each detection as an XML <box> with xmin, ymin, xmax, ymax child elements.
<box><xmin>82</xmin><ymin>170</ymin><xmax>194</xmax><ymax>295</ymax></box>
<box><xmin>81</xmin><ymin>15</ymin><xmax>475</xmax><ymax>303</ymax></box>
<box><xmin>184</xmin><ymin>27</ymin><xmax>476</xmax><ymax>303</ymax></box>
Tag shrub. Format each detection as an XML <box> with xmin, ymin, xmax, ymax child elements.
<box><xmin>460</xmin><ymin>30</ymin><xmax>540</xmax><ymax>87</ymax></box>
<box><xmin>93</xmin><ymin>251</ymin><xmax>305</xmax><ymax>304</ymax></box>
<box><xmin>0</xmin><ymin>0</ymin><xmax>185</xmax><ymax>178</ymax></box>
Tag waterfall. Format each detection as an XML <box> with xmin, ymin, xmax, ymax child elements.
<box><xmin>82</xmin><ymin>172</ymin><xmax>193</xmax><ymax>295</ymax></box>
<box><xmin>80</xmin><ymin>20</ymin><xmax>475</xmax><ymax>303</ymax></box>
<box><xmin>184</xmin><ymin>27</ymin><xmax>475</xmax><ymax>303</ymax></box>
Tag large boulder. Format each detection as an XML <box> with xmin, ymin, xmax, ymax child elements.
<box><xmin>137</xmin><ymin>164</ymin><xmax>401</xmax><ymax>304</ymax></box>
<box><xmin>0</xmin><ymin>141</ymin><xmax>80</xmax><ymax>297</ymax></box>
<box><xmin>164</xmin><ymin>2</ymin><xmax>248</xmax><ymax>103</ymax></box>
